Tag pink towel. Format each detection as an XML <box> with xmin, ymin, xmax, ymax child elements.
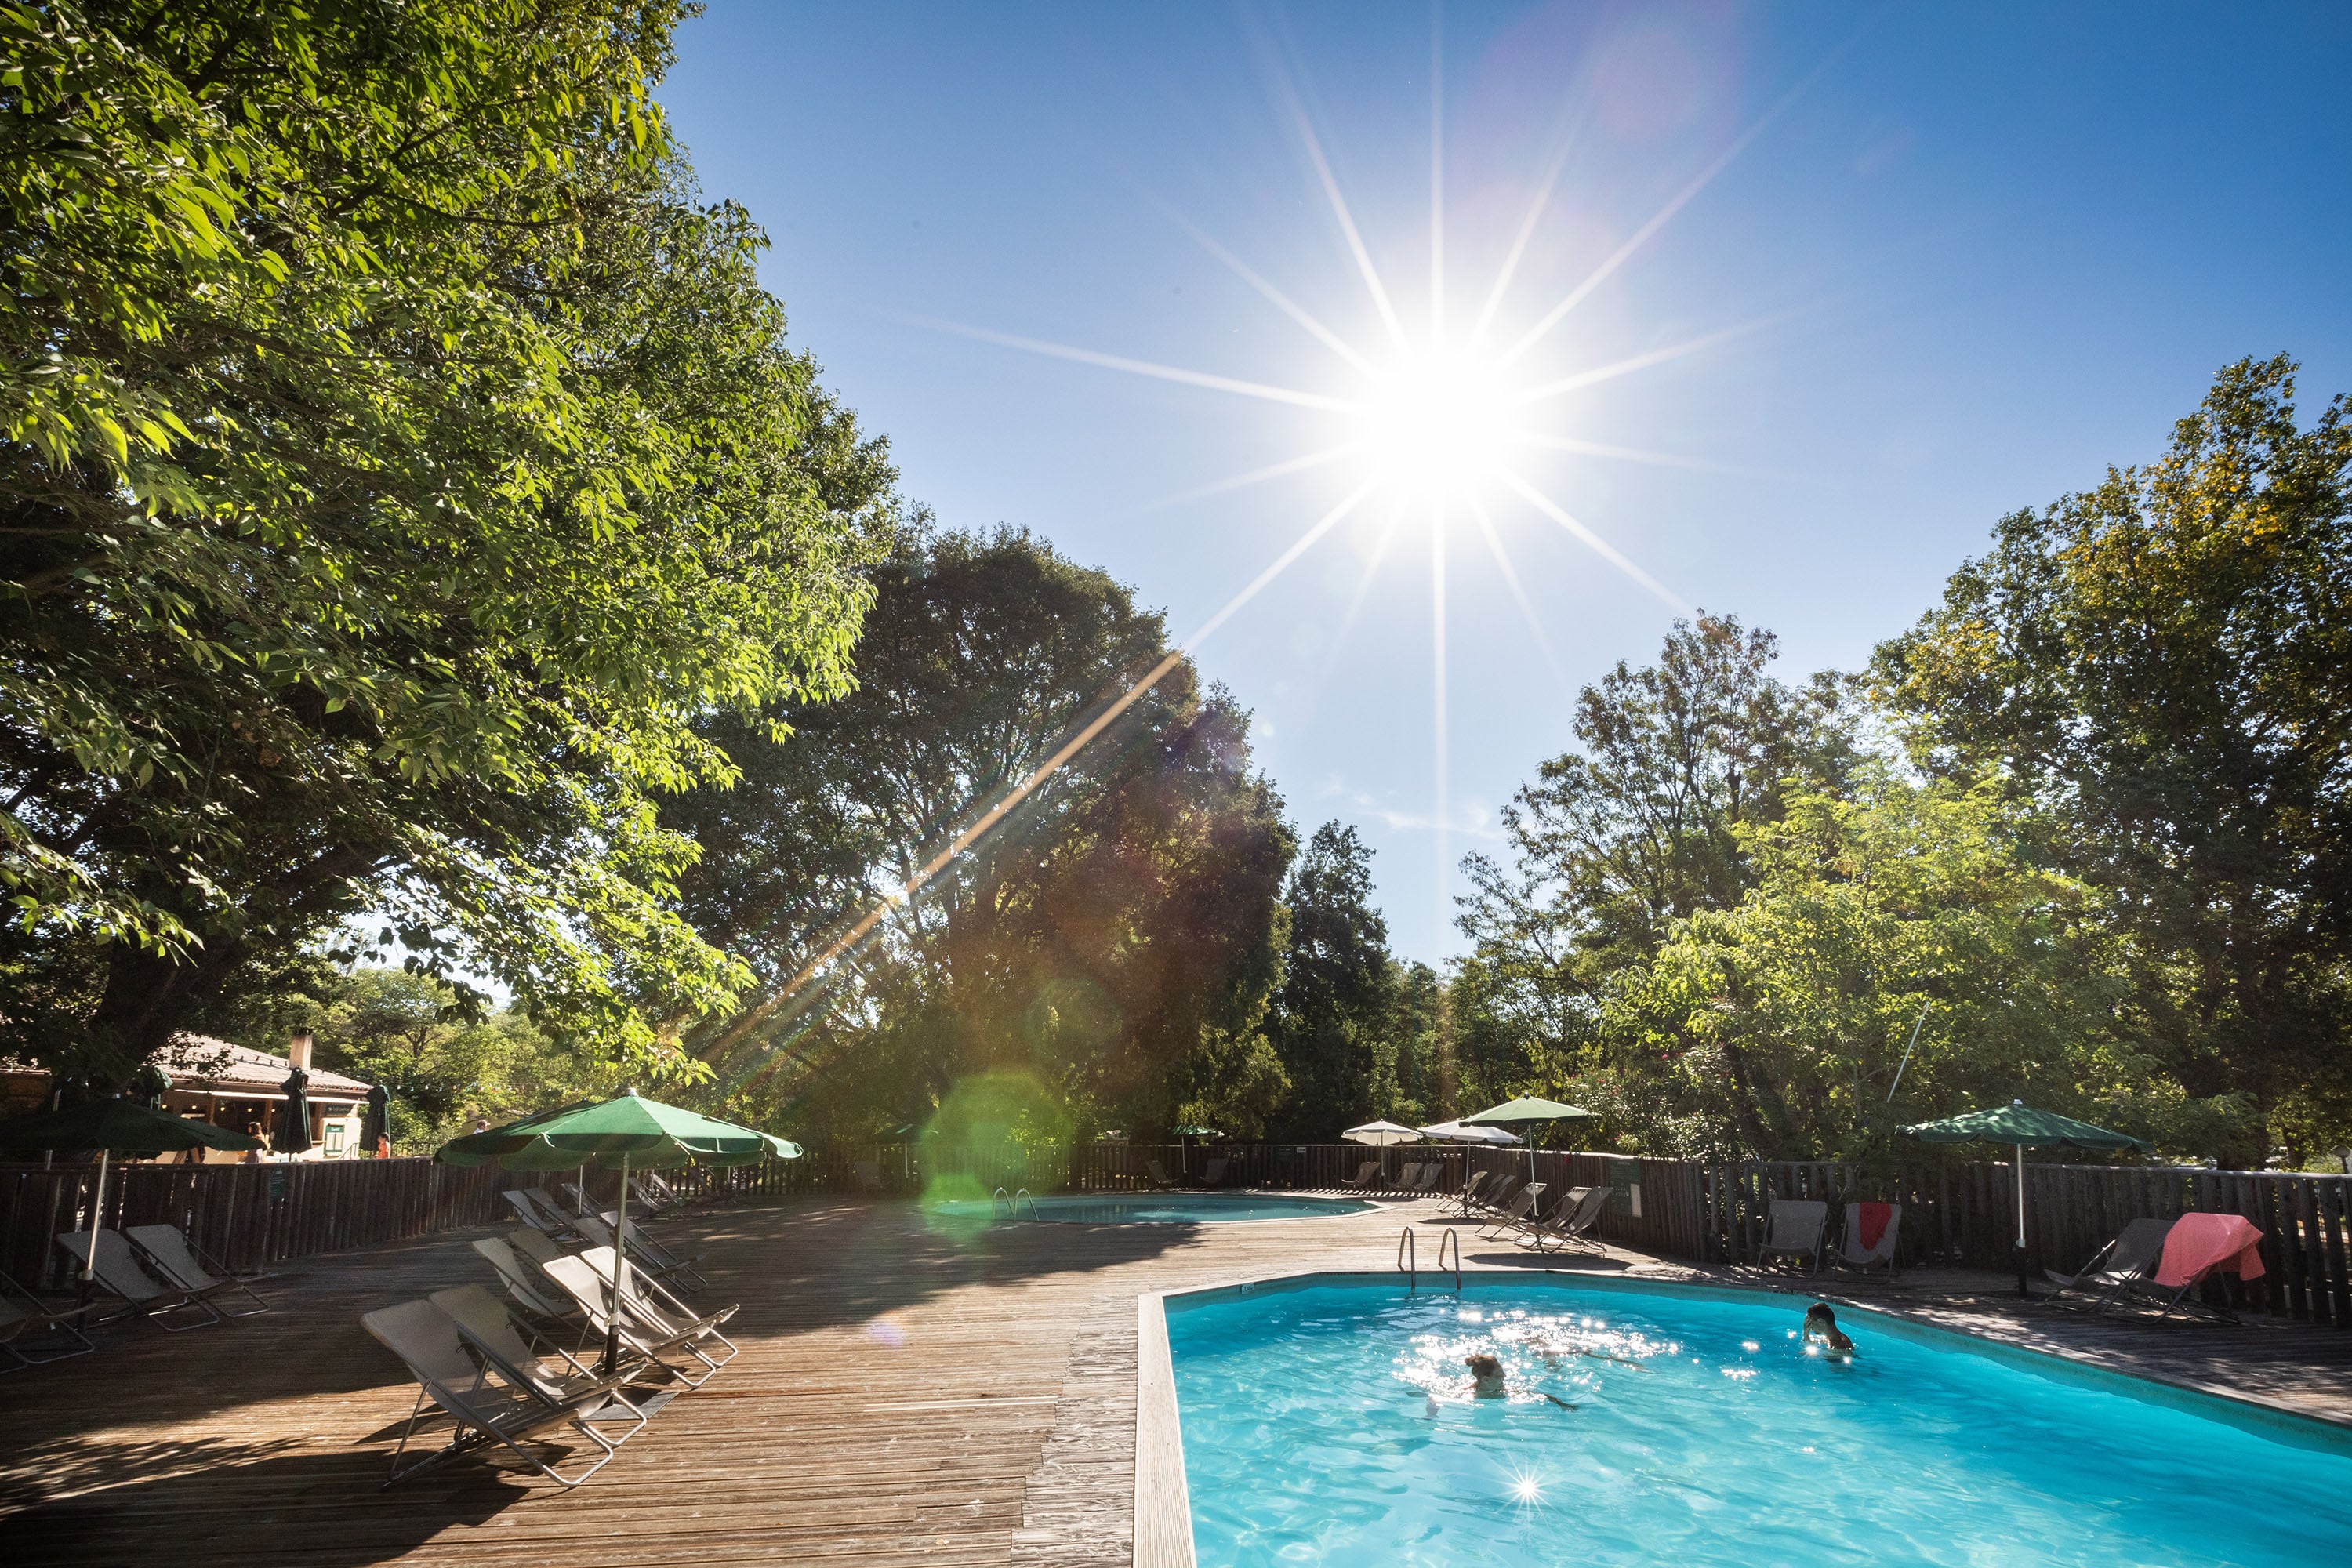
<box><xmin>2154</xmin><ymin>1211</ymin><xmax>2267</xmax><ymax>1288</ymax></box>
<box><xmin>1857</xmin><ymin>1202</ymin><xmax>1893</xmax><ymax>1253</ymax></box>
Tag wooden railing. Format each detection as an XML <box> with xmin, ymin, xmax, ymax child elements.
<box><xmin>9</xmin><ymin>1142</ymin><xmax>2345</xmax><ymax>1327</ymax></box>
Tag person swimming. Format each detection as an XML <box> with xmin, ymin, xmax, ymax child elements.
<box><xmin>1803</xmin><ymin>1303</ymin><xmax>1856</xmax><ymax>1359</ymax></box>
<box><xmin>1465</xmin><ymin>1352</ymin><xmax>1508</xmax><ymax>1397</ymax></box>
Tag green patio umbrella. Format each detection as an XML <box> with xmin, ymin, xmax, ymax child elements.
<box><xmin>437</xmin><ymin>1089</ymin><xmax>798</xmax><ymax>1369</ymax></box>
<box><xmin>1464</xmin><ymin>1096</ymin><xmax>1593</xmax><ymax>1189</ymax></box>
<box><xmin>1902</xmin><ymin>1098</ymin><xmax>2152</xmax><ymax>1297</ymax></box>
<box><xmin>0</xmin><ymin>1098</ymin><xmax>263</xmax><ymax>1290</ymax></box>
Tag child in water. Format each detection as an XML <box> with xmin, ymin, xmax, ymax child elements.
<box><xmin>1462</xmin><ymin>1352</ymin><xmax>1577</xmax><ymax>1408</ymax></box>
<box><xmin>1803</xmin><ymin>1303</ymin><xmax>1856</xmax><ymax>1360</ymax></box>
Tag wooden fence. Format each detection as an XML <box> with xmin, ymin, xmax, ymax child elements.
<box><xmin>8</xmin><ymin>1142</ymin><xmax>2345</xmax><ymax>1327</ymax></box>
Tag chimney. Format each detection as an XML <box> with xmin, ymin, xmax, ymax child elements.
<box><xmin>288</xmin><ymin>1032</ymin><xmax>314</xmax><ymax>1072</ymax></box>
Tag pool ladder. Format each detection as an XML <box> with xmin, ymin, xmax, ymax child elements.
<box><xmin>1397</xmin><ymin>1225</ymin><xmax>1461</xmax><ymax>1293</ymax></box>
<box><xmin>991</xmin><ymin>1185</ymin><xmax>1040</xmax><ymax>1221</ymax></box>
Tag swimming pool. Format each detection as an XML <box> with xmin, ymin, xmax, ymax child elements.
<box><xmin>929</xmin><ymin>1192</ymin><xmax>1375</xmax><ymax>1224</ymax></box>
<box><xmin>1159</xmin><ymin>1274</ymin><xmax>2352</xmax><ymax>1566</ymax></box>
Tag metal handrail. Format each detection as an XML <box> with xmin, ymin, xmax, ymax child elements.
<box><xmin>991</xmin><ymin>1185</ymin><xmax>1011</xmax><ymax>1221</ymax></box>
<box><xmin>1011</xmin><ymin>1186</ymin><xmax>1040</xmax><ymax>1221</ymax></box>
<box><xmin>1397</xmin><ymin>1225</ymin><xmax>1417</xmax><ymax>1289</ymax></box>
<box><xmin>1436</xmin><ymin>1225</ymin><xmax>1461</xmax><ymax>1290</ymax></box>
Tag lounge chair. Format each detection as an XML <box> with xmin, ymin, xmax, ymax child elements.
<box><xmin>853</xmin><ymin>1160</ymin><xmax>887</xmax><ymax>1196</ymax></box>
<box><xmin>428</xmin><ymin>1284</ymin><xmax>678</xmax><ymax>1433</ymax></box>
<box><xmin>56</xmin><ymin>1231</ymin><xmax>218</xmax><ymax>1331</ymax></box>
<box><xmin>1413</xmin><ymin>1163</ymin><xmax>1445</xmax><ymax>1194</ymax></box>
<box><xmin>363</xmin><ymin>1297</ymin><xmax>638</xmax><ymax>1489</ymax></box>
<box><xmin>568</xmin><ymin>1210</ymin><xmax>706</xmax><ymax>1291</ymax></box>
<box><xmin>1392</xmin><ymin>1161</ymin><xmax>1425</xmax><ymax>1192</ymax></box>
<box><xmin>1338</xmin><ymin>1160</ymin><xmax>1382</xmax><ymax>1191</ymax></box>
<box><xmin>1441</xmin><ymin>1170</ymin><xmax>1493</xmax><ymax>1218</ymax></box>
<box><xmin>2043</xmin><ymin>1217</ymin><xmax>2174</xmax><ymax>1310</ymax></box>
<box><xmin>1525</xmin><ymin>1186</ymin><xmax>1610</xmax><ymax>1254</ymax></box>
<box><xmin>1755</xmin><ymin>1200</ymin><xmax>1829</xmax><ymax>1275</ymax></box>
<box><xmin>1477</xmin><ymin>1182</ymin><xmax>1548</xmax><ymax>1241</ymax></box>
<box><xmin>1142</xmin><ymin>1158</ymin><xmax>1179</xmax><ymax>1190</ymax></box>
<box><xmin>124</xmin><ymin>1224</ymin><xmax>270</xmax><ymax>1317</ymax></box>
<box><xmin>474</xmin><ymin>1234</ymin><xmax>584</xmax><ymax>1324</ymax></box>
<box><xmin>1834</xmin><ymin>1202</ymin><xmax>1902</xmax><ymax>1276</ymax></box>
<box><xmin>537</xmin><ymin>1247</ymin><xmax>739</xmax><ymax>1385</ymax></box>
<box><xmin>503</xmin><ymin>1187</ymin><xmax>575</xmax><ymax>1238</ymax></box>
<box><xmin>1473</xmin><ymin>1174</ymin><xmax>1524</xmax><ymax>1219</ymax></box>
<box><xmin>0</xmin><ymin>1269</ymin><xmax>100</xmax><ymax>1369</ymax></box>
<box><xmin>1200</xmin><ymin>1157</ymin><xmax>1232</xmax><ymax>1189</ymax></box>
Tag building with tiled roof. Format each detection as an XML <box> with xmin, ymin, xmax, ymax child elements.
<box><xmin>0</xmin><ymin>1033</ymin><xmax>378</xmax><ymax>1161</ymax></box>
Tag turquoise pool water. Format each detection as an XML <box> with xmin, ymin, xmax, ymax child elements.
<box><xmin>931</xmin><ymin>1192</ymin><xmax>1375</xmax><ymax>1224</ymax></box>
<box><xmin>1164</xmin><ymin>1276</ymin><xmax>2352</xmax><ymax>1566</ymax></box>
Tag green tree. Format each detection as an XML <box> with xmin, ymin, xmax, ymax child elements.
<box><xmin>667</xmin><ymin>528</ymin><xmax>1294</xmax><ymax>1142</ymax></box>
<box><xmin>1270</xmin><ymin>822</ymin><xmax>1395</xmax><ymax>1138</ymax></box>
<box><xmin>1455</xmin><ymin>615</ymin><xmax>1856</xmax><ymax>1089</ymax></box>
<box><xmin>1602</xmin><ymin>768</ymin><xmax>2243</xmax><ymax>1160</ymax></box>
<box><xmin>0</xmin><ymin>2</ymin><xmax>893</xmax><ymax>1087</ymax></box>
<box><xmin>1875</xmin><ymin>357</ymin><xmax>2352</xmax><ymax>1160</ymax></box>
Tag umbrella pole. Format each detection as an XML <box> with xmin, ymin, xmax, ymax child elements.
<box><xmin>81</xmin><ymin>1147</ymin><xmax>107</xmax><ymax>1307</ymax></box>
<box><xmin>2013</xmin><ymin>1142</ymin><xmax>2030</xmax><ymax>1299</ymax></box>
<box><xmin>604</xmin><ymin>1151</ymin><xmax>629</xmax><ymax>1374</ymax></box>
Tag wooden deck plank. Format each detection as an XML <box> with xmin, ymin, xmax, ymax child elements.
<box><xmin>5</xmin><ymin>1195</ymin><xmax>2351</xmax><ymax>1567</ymax></box>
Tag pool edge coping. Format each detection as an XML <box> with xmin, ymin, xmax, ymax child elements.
<box><xmin>1131</xmin><ymin>1265</ymin><xmax>2352</xmax><ymax>1566</ymax></box>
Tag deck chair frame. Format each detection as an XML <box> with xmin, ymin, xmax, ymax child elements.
<box><xmin>1477</xmin><ymin>1182</ymin><xmax>1548</xmax><ymax>1241</ymax></box>
<box><xmin>364</xmin><ymin>1298</ymin><xmax>626</xmax><ymax>1489</ymax></box>
<box><xmin>1754</xmin><ymin>1200</ymin><xmax>1829</xmax><ymax>1275</ymax></box>
<box><xmin>0</xmin><ymin>1269</ymin><xmax>101</xmax><ymax>1369</ymax></box>
<box><xmin>57</xmin><ymin>1231</ymin><xmax>219</xmax><ymax>1331</ymax></box>
<box><xmin>124</xmin><ymin>1224</ymin><xmax>270</xmax><ymax>1317</ymax></box>
<box><xmin>1525</xmin><ymin>1186</ymin><xmax>1610</xmax><ymax>1254</ymax></box>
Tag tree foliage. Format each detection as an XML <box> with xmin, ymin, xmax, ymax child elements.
<box><xmin>666</xmin><ymin>528</ymin><xmax>1293</xmax><ymax>1142</ymax></box>
<box><xmin>0</xmin><ymin>2</ymin><xmax>893</xmax><ymax>1085</ymax></box>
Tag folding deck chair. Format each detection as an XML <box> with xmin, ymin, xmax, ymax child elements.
<box><xmin>2042</xmin><ymin>1217</ymin><xmax>2175</xmax><ymax>1312</ymax></box>
<box><xmin>125</xmin><ymin>1225</ymin><xmax>270</xmax><ymax>1317</ymax></box>
<box><xmin>1200</xmin><ymin>1157</ymin><xmax>1232</xmax><ymax>1189</ymax></box>
<box><xmin>568</xmin><ymin>1209</ymin><xmax>706</xmax><ymax>1291</ymax></box>
<box><xmin>1477</xmin><ymin>1182</ymin><xmax>1548</xmax><ymax>1241</ymax></box>
<box><xmin>1392</xmin><ymin>1162</ymin><xmax>1425</xmax><ymax>1192</ymax></box>
<box><xmin>853</xmin><ymin>1160</ymin><xmax>887</xmax><ymax>1196</ymax></box>
<box><xmin>538</xmin><ymin>1249</ymin><xmax>739</xmax><ymax>1386</ymax></box>
<box><xmin>1440</xmin><ymin>1170</ymin><xmax>1493</xmax><ymax>1218</ymax></box>
<box><xmin>503</xmin><ymin>1187</ymin><xmax>576</xmax><ymax>1239</ymax></box>
<box><xmin>1755</xmin><ymin>1200</ymin><xmax>1829</xmax><ymax>1275</ymax></box>
<box><xmin>0</xmin><ymin>1269</ymin><xmax>100</xmax><ymax>1369</ymax></box>
<box><xmin>1338</xmin><ymin>1160</ymin><xmax>1382</xmax><ymax>1191</ymax></box>
<box><xmin>1412</xmin><ymin>1163</ymin><xmax>1445</xmax><ymax>1194</ymax></box>
<box><xmin>1142</xmin><ymin>1158</ymin><xmax>1179</xmax><ymax>1190</ymax></box>
<box><xmin>1523</xmin><ymin>1186</ymin><xmax>1610</xmax><ymax>1254</ymax></box>
<box><xmin>474</xmin><ymin>1234</ymin><xmax>584</xmax><ymax>1325</ymax></box>
<box><xmin>56</xmin><ymin>1231</ymin><xmax>218</xmax><ymax>1330</ymax></box>
<box><xmin>1833</xmin><ymin>1203</ymin><xmax>1902</xmax><ymax>1276</ymax></box>
<box><xmin>363</xmin><ymin>1298</ymin><xmax>644</xmax><ymax>1489</ymax></box>
<box><xmin>428</xmin><ymin>1284</ymin><xmax>679</xmax><ymax>1433</ymax></box>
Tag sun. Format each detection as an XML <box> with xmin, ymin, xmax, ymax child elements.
<box><xmin>1355</xmin><ymin>343</ymin><xmax>1519</xmax><ymax>499</ymax></box>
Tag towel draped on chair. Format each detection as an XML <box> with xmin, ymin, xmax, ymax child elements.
<box><xmin>1856</xmin><ymin>1201</ymin><xmax>1893</xmax><ymax>1253</ymax></box>
<box><xmin>2154</xmin><ymin>1212</ymin><xmax>2265</xmax><ymax>1289</ymax></box>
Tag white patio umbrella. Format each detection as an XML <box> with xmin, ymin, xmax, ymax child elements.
<box><xmin>1420</xmin><ymin>1120</ymin><xmax>1521</xmax><ymax>1145</ymax></box>
<box><xmin>1344</xmin><ymin>1119</ymin><xmax>1424</xmax><ymax>1184</ymax></box>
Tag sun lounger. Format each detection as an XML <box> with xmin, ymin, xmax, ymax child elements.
<box><xmin>56</xmin><ymin>1231</ymin><xmax>218</xmax><ymax>1330</ymax></box>
<box><xmin>503</xmin><ymin>1187</ymin><xmax>576</xmax><ymax>1238</ymax></box>
<box><xmin>1200</xmin><ymin>1157</ymin><xmax>1232</xmax><ymax>1189</ymax></box>
<box><xmin>1473</xmin><ymin>1174</ymin><xmax>1524</xmax><ymax>1219</ymax></box>
<box><xmin>853</xmin><ymin>1160</ymin><xmax>886</xmax><ymax>1196</ymax></box>
<box><xmin>568</xmin><ymin>1210</ymin><xmax>706</xmax><ymax>1290</ymax></box>
<box><xmin>1477</xmin><ymin>1182</ymin><xmax>1548</xmax><ymax>1241</ymax></box>
<box><xmin>428</xmin><ymin>1284</ymin><xmax>678</xmax><ymax>1432</ymax></box>
<box><xmin>124</xmin><ymin>1224</ymin><xmax>269</xmax><ymax>1317</ymax></box>
<box><xmin>2138</xmin><ymin>1212</ymin><xmax>2263</xmax><ymax>1323</ymax></box>
<box><xmin>474</xmin><ymin>1234</ymin><xmax>583</xmax><ymax>1324</ymax></box>
<box><xmin>1755</xmin><ymin>1200</ymin><xmax>1828</xmax><ymax>1275</ymax></box>
<box><xmin>1413</xmin><ymin>1163</ymin><xmax>1444</xmax><ymax>1194</ymax></box>
<box><xmin>1392</xmin><ymin>1161</ymin><xmax>1425</xmax><ymax>1192</ymax></box>
<box><xmin>1142</xmin><ymin>1158</ymin><xmax>1179</xmax><ymax>1190</ymax></box>
<box><xmin>1835</xmin><ymin>1202</ymin><xmax>1902</xmax><ymax>1276</ymax></box>
<box><xmin>1338</xmin><ymin>1160</ymin><xmax>1382</xmax><ymax>1191</ymax></box>
<box><xmin>363</xmin><ymin>1297</ymin><xmax>638</xmax><ymax>1488</ymax></box>
<box><xmin>1524</xmin><ymin>1186</ymin><xmax>1610</xmax><ymax>1254</ymax></box>
<box><xmin>538</xmin><ymin>1249</ymin><xmax>739</xmax><ymax>1385</ymax></box>
<box><xmin>0</xmin><ymin>1269</ymin><xmax>100</xmax><ymax>1369</ymax></box>
<box><xmin>2042</xmin><ymin>1217</ymin><xmax>2175</xmax><ymax>1310</ymax></box>
<box><xmin>1440</xmin><ymin>1170</ymin><xmax>1493</xmax><ymax>1218</ymax></box>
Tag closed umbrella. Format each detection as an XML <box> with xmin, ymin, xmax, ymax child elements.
<box><xmin>0</xmin><ymin>1098</ymin><xmax>263</xmax><ymax>1293</ymax></box>
<box><xmin>274</xmin><ymin>1063</ymin><xmax>313</xmax><ymax>1155</ymax></box>
<box><xmin>1463</xmin><ymin>1096</ymin><xmax>1594</xmax><ymax>1189</ymax></box>
<box><xmin>360</xmin><ymin>1083</ymin><xmax>391</xmax><ymax>1156</ymax></box>
<box><xmin>437</xmin><ymin>1089</ymin><xmax>799</xmax><ymax>1370</ymax></box>
<box><xmin>1901</xmin><ymin>1098</ymin><xmax>2151</xmax><ymax>1298</ymax></box>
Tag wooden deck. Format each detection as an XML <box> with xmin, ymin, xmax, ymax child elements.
<box><xmin>5</xmin><ymin>1196</ymin><xmax>2350</xmax><ymax>1566</ymax></box>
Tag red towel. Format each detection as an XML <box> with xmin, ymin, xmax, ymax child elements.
<box><xmin>2154</xmin><ymin>1211</ymin><xmax>2266</xmax><ymax>1288</ymax></box>
<box><xmin>1857</xmin><ymin>1202</ymin><xmax>1893</xmax><ymax>1252</ymax></box>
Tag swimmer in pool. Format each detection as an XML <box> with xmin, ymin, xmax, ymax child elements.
<box><xmin>1803</xmin><ymin>1303</ymin><xmax>1855</xmax><ymax>1360</ymax></box>
<box><xmin>1463</xmin><ymin>1352</ymin><xmax>1578</xmax><ymax>1408</ymax></box>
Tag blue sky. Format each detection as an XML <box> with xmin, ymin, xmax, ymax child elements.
<box><xmin>661</xmin><ymin>2</ymin><xmax>2352</xmax><ymax>964</ymax></box>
